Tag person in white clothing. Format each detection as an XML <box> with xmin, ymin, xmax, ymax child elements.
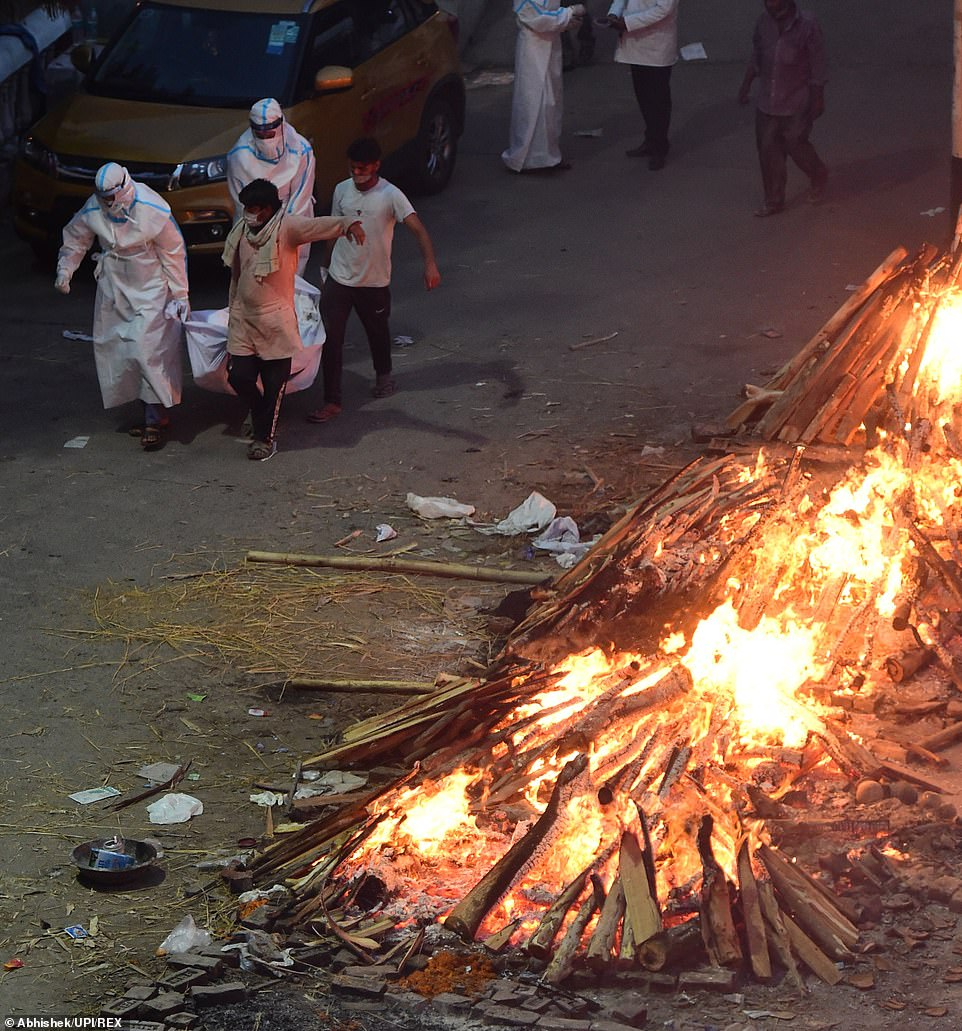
<box><xmin>227</xmin><ymin>98</ymin><xmax>316</xmax><ymax>273</ymax></box>
<box><xmin>607</xmin><ymin>0</ymin><xmax>679</xmax><ymax>170</ymax></box>
<box><xmin>502</xmin><ymin>0</ymin><xmax>585</xmax><ymax>173</ymax></box>
<box><xmin>54</xmin><ymin>162</ymin><xmax>190</xmax><ymax>451</ymax></box>
<box><xmin>306</xmin><ymin>137</ymin><xmax>440</xmax><ymax>425</ymax></box>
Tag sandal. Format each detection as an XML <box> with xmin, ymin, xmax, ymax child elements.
<box><xmin>248</xmin><ymin>439</ymin><xmax>277</xmax><ymax>462</ymax></box>
<box><xmin>141</xmin><ymin>426</ymin><xmax>162</xmax><ymax>450</ymax></box>
<box><xmin>371</xmin><ymin>376</ymin><xmax>396</xmax><ymax>398</ymax></box>
<box><xmin>306</xmin><ymin>403</ymin><xmax>342</xmax><ymax>424</ymax></box>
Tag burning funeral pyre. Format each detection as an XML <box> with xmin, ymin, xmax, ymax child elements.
<box><xmin>245</xmin><ymin>240</ymin><xmax>962</xmax><ymax>991</ymax></box>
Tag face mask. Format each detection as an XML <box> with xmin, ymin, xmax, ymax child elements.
<box><xmin>252</xmin><ymin>127</ymin><xmax>285</xmax><ymax>163</ymax></box>
<box><xmin>243</xmin><ymin>211</ymin><xmax>264</xmax><ymax>229</ymax></box>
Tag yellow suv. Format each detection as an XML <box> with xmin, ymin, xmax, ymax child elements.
<box><xmin>13</xmin><ymin>0</ymin><xmax>464</xmax><ymax>255</ymax></box>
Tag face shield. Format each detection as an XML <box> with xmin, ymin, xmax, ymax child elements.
<box><xmin>94</xmin><ymin>162</ymin><xmax>136</xmax><ymax>217</ymax></box>
<box><xmin>249</xmin><ymin>98</ymin><xmax>286</xmax><ymax>163</ymax></box>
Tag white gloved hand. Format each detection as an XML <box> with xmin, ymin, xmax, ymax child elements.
<box><xmin>54</xmin><ymin>273</ymin><xmax>71</xmax><ymax>294</ymax></box>
<box><xmin>319</xmin><ymin>267</ymin><xmax>329</xmax><ymax>285</ymax></box>
<box><xmin>164</xmin><ymin>298</ymin><xmax>190</xmax><ymax>322</ymax></box>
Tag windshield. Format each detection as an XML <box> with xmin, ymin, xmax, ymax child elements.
<box><xmin>88</xmin><ymin>3</ymin><xmax>306</xmax><ymax>107</ymax></box>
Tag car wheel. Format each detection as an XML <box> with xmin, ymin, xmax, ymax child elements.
<box><xmin>410</xmin><ymin>96</ymin><xmax>457</xmax><ymax>195</ymax></box>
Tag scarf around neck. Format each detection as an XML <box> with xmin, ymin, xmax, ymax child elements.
<box><xmin>222</xmin><ymin>207</ymin><xmax>284</xmax><ymax>281</ymax></box>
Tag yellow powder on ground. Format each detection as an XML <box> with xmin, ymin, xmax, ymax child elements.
<box><xmin>399</xmin><ymin>949</ymin><xmax>497</xmax><ymax>998</ymax></box>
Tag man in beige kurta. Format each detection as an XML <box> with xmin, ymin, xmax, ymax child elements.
<box><xmin>223</xmin><ymin>178</ymin><xmax>364</xmax><ymax>461</ymax></box>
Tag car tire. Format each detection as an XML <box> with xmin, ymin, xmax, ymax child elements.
<box><xmin>409</xmin><ymin>96</ymin><xmax>458</xmax><ymax>195</ymax></box>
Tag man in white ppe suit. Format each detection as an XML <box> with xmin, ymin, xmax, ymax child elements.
<box><xmin>54</xmin><ymin>162</ymin><xmax>190</xmax><ymax>451</ymax></box>
<box><xmin>502</xmin><ymin>0</ymin><xmax>586</xmax><ymax>173</ymax></box>
<box><xmin>227</xmin><ymin>98</ymin><xmax>316</xmax><ymax>273</ymax></box>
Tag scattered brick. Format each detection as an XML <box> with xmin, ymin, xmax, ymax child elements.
<box><xmin>121</xmin><ymin>1023</ymin><xmax>166</xmax><ymax>1031</ymax></box>
<box><xmin>189</xmin><ymin>982</ymin><xmax>249</xmax><ymax>1007</ymax></box>
<box><xmin>605</xmin><ymin>991</ymin><xmax>648</xmax><ymax>1028</ymax></box>
<box><xmin>158</xmin><ymin>967</ymin><xmax>211</xmax><ymax>992</ymax></box>
<box><xmin>520</xmin><ymin>997</ymin><xmax>552</xmax><ymax>1014</ymax></box>
<box><xmin>478</xmin><ymin>1002</ymin><xmax>541</xmax><ymax>1026</ymax></box>
<box><xmin>677</xmin><ymin>968</ymin><xmax>738</xmax><ymax>993</ymax></box>
<box><xmin>165</xmin><ymin>1015</ymin><xmax>198</xmax><ymax>1030</ymax></box>
<box><xmin>100</xmin><ymin>998</ymin><xmax>142</xmax><ymax>1020</ymax></box>
<box><xmin>548</xmin><ymin>998</ymin><xmax>592</xmax><ymax>1019</ymax></box>
<box><xmin>536</xmin><ymin>1017</ymin><xmax>592</xmax><ymax>1031</ymax></box>
<box><xmin>342</xmin><ymin>964</ymin><xmax>401</xmax><ymax>980</ymax></box>
<box><xmin>331</xmin><ymin>973</ymin><xmax>387</xmax><ymax>997</ymax></box>
<box><xmin>430</xmin><ymin>991</ymin><xmax>473</xmax><ymax>1013</ymax></box>
<box><xmin>489</xmin><ymin>987</ymin><xmax>525</xmax><ymax>1006</ymax></box>
<box><xmin>121</xmin><ymin>985</ymin><xmax>158</xmax><ymax>1002</ymax></box>
<box><xmin>591</xmin><ymin>1020</ymin><xmax>644</xmax><ymax>1031</ymax></box>
<box><xmin>139</xmin><ymin>990</ymin><xmax>185</xmax><ymax>1019</ymax></box>
<box><xmin>165</xmin><ymin>951</ymin><xmax>224</xmax><ymax>974</ymax></box>
<box><xmin>239</xmin><ymin>905</ymin><xmax>275</xmax><ymax>931</ymax></box>
<box><xmin>195</xmin><ymin>943</ymin><xmax>240</xmax><ymax>968</ymax></box>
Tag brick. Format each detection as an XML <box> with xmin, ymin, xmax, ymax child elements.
<box><xmin>489</xmin><ymin>988</ymin><xmax>525</xmax><ymax>1006</ymax></box>
<box><xmin>520</xmin><ymin>997</ymin><xmax>552</xmax><ymax>1014</ymax></box>
<box><xmin>548</xmin><ymin>998</ymin><xmax>592</xmax><ymax>1019</ymax></box>
<box><xmin>330</xmin><ymin>973</ymin><xmax>387</xmax><ymax>997</ymax></box>
<box><xmin>431</xmin><ymin>992</ymin><xmax>473</xmax><ymax>1013</ymax></box>
<box><xmin>139</xmin><ymin>990</ymin><xmax>186</xmax><ymax>1019</ymax></box>
<box><xmin>342</xmin><ymin>964</ymin><xmax>401</xmax><ymax>980</ymax></box>
<box><xmin>189</xmin><ymin>982</ymin><xmax>249</xmax><ymax>1008</ymax></box>
<box><xmin>122</xmin><ymin>985</ymin><xmax>158</xmax><ymax>1002</ymax></box>
<box><xmin>195</xmin><ymin>944</ymin><xmax>240</xmax><ymax>968</ymax></box>
<box><xmin>121</xmin><ymin>1023</ymin><xmax>166</xmax><ymax>1031</ymax></box>
<box><xmin>677</xmin><ymin>968</ymin><xmax>738</xmax><ymax>993</ymax></box>
<box><xmin>537</xmin><ymin>1017</ymin><xmax>592</xmax><ymax>1031</ymax></box>
<box><xmin>165</xmin><ymin>1015</ymin><xmax>198</xmax><ymax>1030</ymax></box>
<box><xmin>591</xmin><ymin>1021</ymin><xmax>644</xmax><ymax>1031</ymax></box>
<box><xmin>100</xmin><ymin>998</ymin><xmax>143</xmax><ymax>1020</ymax></box>
<box><xmin>165</xmin><ymin>951</ymin><xmax>224</xmax><ymax>974</ymax></box>
<box><xmin>604</xmin><ymin>992</ymin><xmax>648</xmax><ymax>1028</ymax></box>
<box><xmin>239</xmin><ymin>905</ymin><xmax>275</xmax><ymax>931</ymax></box>
<box><xmin>479</xmin><ymin>1003</ymin><xmax>541</xmax><ymax>1026</ymax></box>
<box><xmin>158</xmin><ymin>967</ymin><xmax>211</xmax><ymax>992</ymax></box>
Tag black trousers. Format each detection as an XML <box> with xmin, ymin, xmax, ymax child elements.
<box><xmin>630</xmin><ymin>64</ymin><xmax>672</xmax><ymax>156</ymax></box>
<box><xmin>227</xmin><ymin>354</ymin><xmax>292</xmax><ymax>444</ymax></box>
<box><xmin>755</xmin><ymin>109</ymin><xmax>827</xmax><ymax>209</ymax></box>
<box><xmin>320</xmin><ymin>278</ymin><xmax>392</xmax><ymax>406</ymax></box>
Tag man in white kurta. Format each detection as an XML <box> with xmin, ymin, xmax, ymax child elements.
<box><xmin>502</xmin><ymin>0</ymin><xmax>585</xmax><ymax>173</ymax></box>
<box><xmin>607</xmin><ymin>0</ymin><xmax>679</xmax><ymax>170</ymax></box>
<box><xmin>222</xmin><ymin>178</ymin><xmax>363</xmax><ymax>461</ymax></box>
<box><xmin>227</xmin><ymin>98</ymin><xmax>317</xmax><ymax>273</ymax></box>
<box><xmin>54</xmin><ymin>162</ymin><xmax>190</xmax><ymax>450</ymax></box>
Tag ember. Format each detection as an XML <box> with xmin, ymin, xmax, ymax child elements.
<box><xmin>249</xmin><ymin>239</ymin><xmax>962</xmax><ymax>990</ymax></box>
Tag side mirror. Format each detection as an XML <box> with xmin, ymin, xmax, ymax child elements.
<box><xmin>70</xmin><ymin>44</ymin><xmax>94</xmax><ymax>73</ymax></box>
<box><xmin>314</xmin><ymin>65</ymin><xmax>353</xmax><ymax>94</ymax></box>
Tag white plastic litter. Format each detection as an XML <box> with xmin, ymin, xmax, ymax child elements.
<box><xmin>249</xmin><ymin>791</ymin><xmax>286</xmax><ymax>807</ymax></box>
<box><xmin>138</xmin><ymin>761</ymin><xmax>182</xmax><ymax>784</ymax></box>
<box><xmin>156</xmin><ymin>914</ymin><xmax>212</xmax><ymax>955</ymax></box>
<box><xmin>146</xmin><ymin>792</ymin><xmax>204</xmax><ymax>825</ymax></box>
<box><xmin>63</xmin><ymin>436</ymin><xmax>90</xmax><ymax>449</ymax></box>
<box><xmin>222</xmin><ymin>928</ymin><xmax>294</xmax><ymax>970</ymax></box>
<box><xmin>294</xmin><ymin>770</ymin><xmax>367</xmax><ymax>800</ymax></box>
<box><xmin>476</xmin><ymin>492</ymin><xmax>557</xmax><ymax>536</ymax></box>
<box><xmin>680</xmin><ymin>42</ymin><xmax>708</xmax><ymax>61</ymax></box>
<box><xmin>406</xmin><ymin>493</ymin><xmax>476</xmax><ymax>519</ymax></box>
<box><xmin>185</xmin><ymin>276</ymin><xmax>324</xmax><ymax>394</ymax></box>
<box><xmin>69</xmin><ymin>786</ymin><xmax>121</xmax><ymax>804</ymax></box>
<box><xmin>532</xmin><ymin>516</ymin><xmax>601</xmax><ymax>568</ymax></box>
<box><xmin>62</xmin><ymin>330</ymin><xmax>94</xmax><ymax>342</ymax></box>
<box><xmin>375</xmin><ymin>523</ymin><xmax>398</xmax><ymax>542</ymax></box>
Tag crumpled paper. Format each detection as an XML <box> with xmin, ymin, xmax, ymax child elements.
<box><xmin>222</xmin><ymin>928</ymin><xmax>293</xmax><ymax>970</ymax></box>
<box><xmin>146</xmin><ymin>793</ymin><xmax>204</xmax><ymax>825</ymax></box>
<box><xmin>406</xmin><ymin>493</ymin><xmax>475</xmax><ymax>519</ymax></box>
<box><xmin>532</xmin><ymin>516</ymin><xmax>601</xmax><ymax>568</ymax></box>
<box><xmin>294</xmin><ymin>769</ymin><xmax>367</xmax><ymax>800</ymax></box>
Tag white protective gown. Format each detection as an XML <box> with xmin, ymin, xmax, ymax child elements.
<box><xmin>501</xmin><ymin>0</ymin><xmax>578</xmax><ymax>172</ymax></box>
<box><xmin>226</xmin><ymin>123</ymin><xmax>316</xmax><ymax>221</ymax></box>
<box><xmin>57</xmin><ymin>185</ymin><xmax>189</xmax><ymax>410</ymax></box>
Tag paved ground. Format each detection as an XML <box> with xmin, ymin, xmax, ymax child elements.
<box><xmin>0</xmin><ymin>0</ymin><xmax>957</xmax><ymax>1023</ymax></box>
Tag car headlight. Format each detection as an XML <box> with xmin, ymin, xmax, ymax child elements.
<box><xmin>20</xmin><ymin>136</ymin><xmax>58</xmax><ymax>176</ymax></box>
<box><xmin>175</xmin><ymin>156</ymin><xmax>227</xmax><ymax>188</ymax></box>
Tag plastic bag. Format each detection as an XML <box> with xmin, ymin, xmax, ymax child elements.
<box><xmin>406</xmin><ymin>493</ymin><xmax>476</xmax><ymax>519</ymax></box>
<box><xmin>156</xmin><ymin>914</ymin><xmax>212</xmax><ymax>955</ymax></box>
<box><xmin>146</xmin><ymin>792</ymin><xmax>204</xmax><ymax>825</ymax></box>
<box><xmin>185</xmin><ymin>276</ymin><xmax>324</xmax><ymax>395</ymax></box>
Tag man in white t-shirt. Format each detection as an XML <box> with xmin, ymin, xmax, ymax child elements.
<box><xmin>306</xmin><ymin>137</ymin><xmax>440</xmax><ymax>424</ymax></box>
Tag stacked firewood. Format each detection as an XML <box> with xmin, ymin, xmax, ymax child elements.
<box><xmin>726</xmin><ymin>240</ymin><xmax>962</xmax><ymax>445</ymax></box>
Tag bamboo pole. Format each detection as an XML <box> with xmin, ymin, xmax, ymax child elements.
<box><xmin>246</xmin><ymin>550</ymin><xmax>551</xmax><ymax>585</ymax></box>
<box><xmin>288</xmin><ymin>678</ymin><xmax>437</xmax><ymax>695</ymax></box>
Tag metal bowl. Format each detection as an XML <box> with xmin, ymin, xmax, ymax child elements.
<box><xmin>70</xmin><ymin>838</ymin><xmax>158</xmax><ymax>885</ymax></box>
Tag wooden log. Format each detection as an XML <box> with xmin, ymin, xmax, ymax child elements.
<box><xmin>765</xmin><ymin>246</ymin><xmax>909</xmax><ymax>393</ymax></box>
<box><xmin>917</xmin><ymin>718</ymin><xmax>962</xmax><ymax>753</ymax></box>
<box><xmin>526</xmin><ymin>866</ymin><xmax>591</xmax><ymax>960</ymax></box>
<box><xmin>637</xmin><ymin>918</ymin><xmax>703</xmax><ymax>971</ymax></box>
<box><xmin>884</xmin><ymin>648</ymin><xmax>934</xmax><ymax>683</ymax></box>
<box><xmin>444</xmin><ymin>754</ymin><xmax>589</xmax><ymax>940</ymax></box>
<box><xmin>246</xmin><ymin>550</ymin><xmax>551</xmax><ymax>586</ymax></box>
<box><xmin>737</xmin><ymin>842</ymin><xmax>772</xmax><ymax>982</ymax></box>
<box><xmin>780</xmin><ymin>911</ymin><xmax>843</xmax><ymax>986</ymax></box>
<box><xmin>287</xmin><ymin>678</ymin><xmax>436</xmax><ymax>695</ymax></box>
<box><xmin>697</xmin><ymin>816</ymin><xmax>742</xmax><ymax>967</ymax></box>
<box><xmin>758</xmin><ymin>846</ymin><xmax>857</xmax><ymax>961</ymax></box>
<box><xmin>756</xmin><ymin>879</ymin><xmax>806</xmax><ymax>994</ymax></box>
<box><xmin>483</xmin><ymin>918</ymin><xmax>522</xmax><ymax>953</ymax></box>
<box><xmin>620</xmin><ymin>829</ymin><xmax>662</xmax><ymax>948</ymax></box>
<box><xmin>876</xmin><ymin>759</ymin><xmax>949</xmax><ymax>793</ymax></box>
<box><xmin>586</xmin><ymin>877</ymin><xmax>626</xmax><ymax>970</ymax></box>
<box><xmin>544</xmin><ymin>878</ymin><xmax>604</xmax><ymax>986</ymax></box>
